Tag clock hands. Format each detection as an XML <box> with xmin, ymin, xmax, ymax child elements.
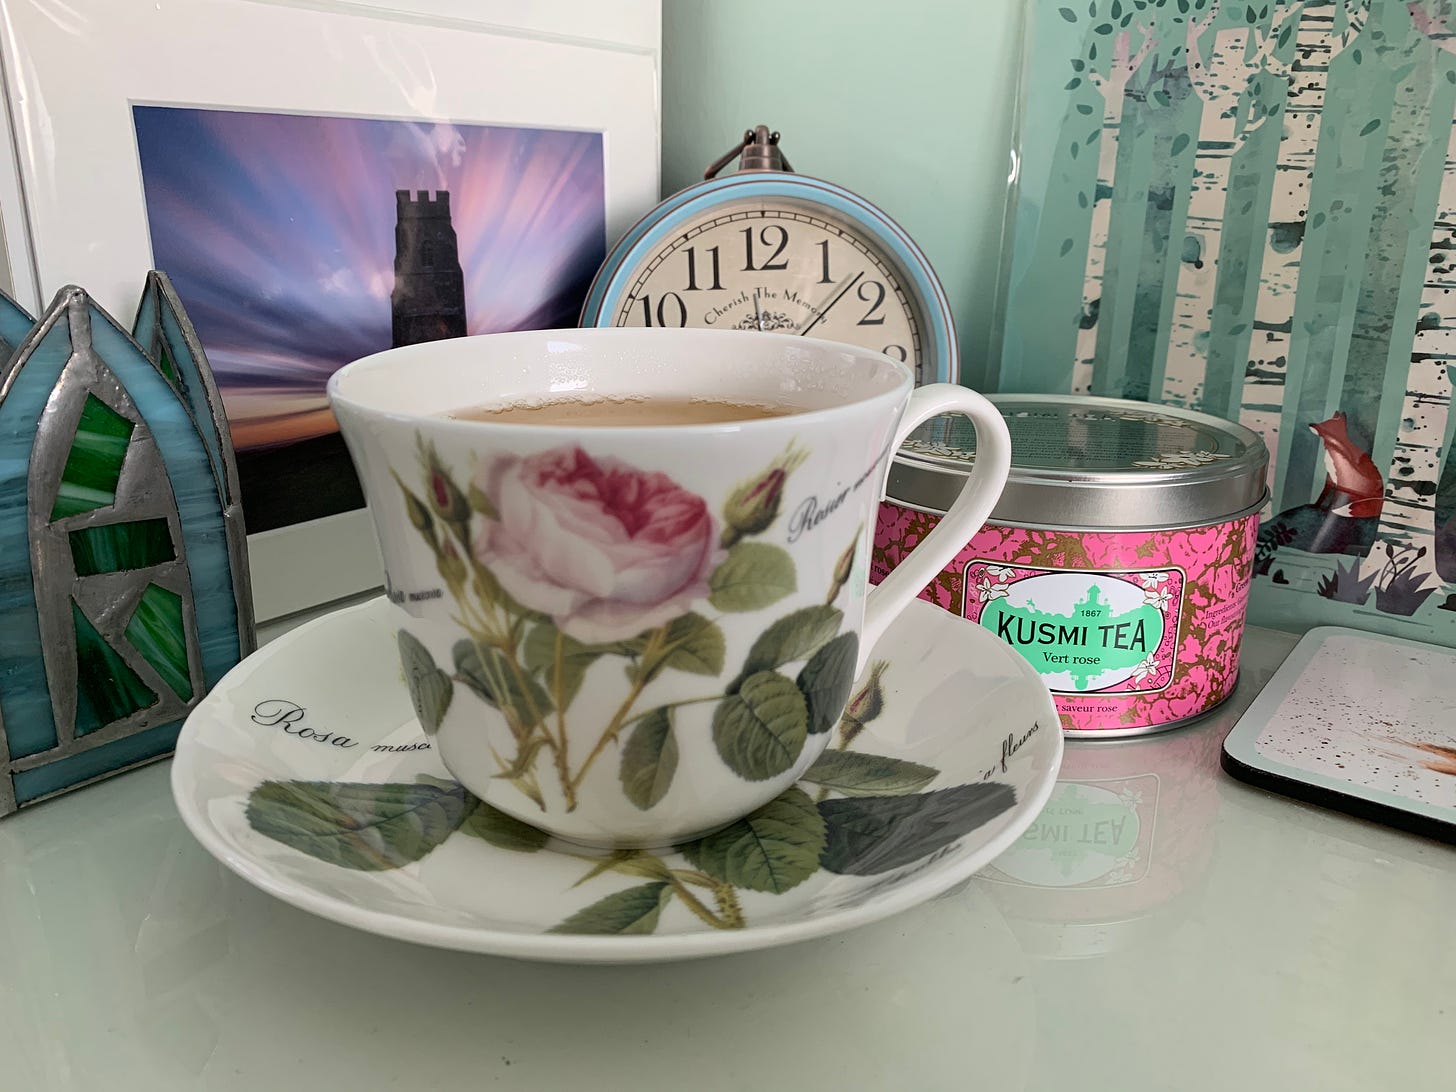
<box><xmin>754</xmin><ymin>288</ymin><xmax>765</xmax><ymax>331</ymax></box>
<box><xmin>797</xmin><ymin>270</ymin><xmax>864</xmax><ymax>338</ymax></box>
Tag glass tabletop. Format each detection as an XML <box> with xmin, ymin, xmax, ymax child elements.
<box><xmin>1</xmin><ymin>622</ymin><xmax>1450</xmax><ymax>1091</ymax></box>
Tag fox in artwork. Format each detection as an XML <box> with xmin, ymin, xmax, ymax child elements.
<box><xmin>1310</xmin><ymin>412</ymin><xmax>1385</xmax><ymax>520</ymax></box>
<box><xmin>1256</xmin><ymin>411</ymin><xmax>1387</xmax><ymax>567</ymax></box>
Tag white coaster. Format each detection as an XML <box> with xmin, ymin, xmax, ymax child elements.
<box><xmin>1222</xmin><ymin>627</ymin><xmax>1456</xmax><ymax>841</ymax></box>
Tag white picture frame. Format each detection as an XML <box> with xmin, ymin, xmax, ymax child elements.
<box><xmin>0</xmin><ymin>0</ymin><xmax>661</xmax><ymax>623</ymax></box>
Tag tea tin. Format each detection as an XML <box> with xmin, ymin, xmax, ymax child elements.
<box><xmin>872</xmin><ymin>395</ymin><xmax>1268</xmax><ymax>736</ymax></box>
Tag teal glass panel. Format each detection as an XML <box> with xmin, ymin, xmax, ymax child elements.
<box><xmin>11</xmin><ymin>721</ymin><xmax>181</xmax><ymax>804</ymax></box>
<box><xmin>72</xmin><ymin>600</ymin><xmax>156</xmax><ymax>735</ymax></box>
<box><xmin>0</xmin><ymin>308</ymin><xmax>73</xmax><ymax>759</ymax></box>
<box><xmin>0</xmin><ymin>290</ymin><xmax>34</xmax><ymax>359</ymax></box>
<box><xmin>68</xmin><ymin>518</ymin><xmax>175</xmax><ymax>576</ymax></box>
<box><xmin>50</xmin><ymin>394</ymin><xmax>134</xmax><ymax>519</ymax></box>
<box><xmin>124</xmin><ymin>583</ymin><xmax>192</xmax><ymax>701</ymax></box>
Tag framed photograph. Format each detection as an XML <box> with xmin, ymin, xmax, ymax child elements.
<box><xmin>0</xmin><ymin>0</ymin><xmax>661</xmax><ymax>622</ymax></box>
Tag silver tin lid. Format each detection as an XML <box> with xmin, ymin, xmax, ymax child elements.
<box><xmin>888</xmin><ymin>394</ymin><xmax>1269</xmax><ymax>531</ymax></box>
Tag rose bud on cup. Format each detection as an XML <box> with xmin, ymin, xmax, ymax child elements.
<box><xmin>720</xmin><ymin>444</ymin><xmax>808</xmax><ymax>547</ymax></box>
<box><xmin>437</xmin><ymin>540</ymin><xmax>468</xmax><ymax>593</ymax></box>
<box><xmin>825</xmin><ymin>526</ymin><xmax>862</xmax><ymax>605</ymax></box>
<box><xmin>391</xmin><ymin>469</ymin><xmax>438</xmax><ymax>552</ymax></box>
<box><xmin>422</xmin><ymin>439</ymin><xmax>471</xmax><ymax>528</ymax></box>
<box><xmin>839</xmin><ymin>660</ymin><xmax>888</xmax><ymax>748</ymax></box>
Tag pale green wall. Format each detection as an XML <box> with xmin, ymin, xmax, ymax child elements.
<box><xmin>660</xmin><ymin>0</ymin><xmax>1023</xmax><ymax>391</ymax></box>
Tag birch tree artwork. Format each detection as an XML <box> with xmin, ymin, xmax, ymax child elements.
<box><xmin>1164</xmin><ymin>2</ymin><xmax>1298</xmax><ymax>412</ymax></box>
<box><xmin>1346</xmin><ymin>5</ymin><xmax>1456</xmax><ymax>583</ymax></box>
<box><xmin>1073</xmin><ymin>13</ymin><xmax>1159</xmax><ymax>395</ymax></box>
<box><xmin>998</xmin><ymin>0</ymin><xmax>1456</xmax><ymax>644</ymax></box>
<box><xmin>1241</xmin><ymin>2</ymin><xmax>1370</xmax><ymax>495</ymax></box>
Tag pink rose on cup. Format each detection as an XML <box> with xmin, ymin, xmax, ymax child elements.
<box><xmin>473</xmin><ymin>445</ymin><xmax>720</xmax><ymax>643</ymax></box>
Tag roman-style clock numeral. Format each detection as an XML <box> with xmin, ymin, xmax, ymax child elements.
<box><xmin>636</xmin><ymin>292</ymin><xmax>688</xmax><ymax>327</ymax></box>
<box><xmin>741</xmin><ymin>225</ymin><xmax>790</xmax><ymax>272</ymax></box>
<box><xmin>816</xmin><ymin>239</ymin><xmax>832</xmax><ymax>285</ymax></box>
<box><xmin>683</xmin><ymin>245</ymin><xmax>723</xmax><ymax>292</ymax></box>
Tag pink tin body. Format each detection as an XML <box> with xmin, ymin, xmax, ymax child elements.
<box><xmin>872</xmin><ymin>395</ymin><xmax>1267</xmax><ymax>737</ymax></box>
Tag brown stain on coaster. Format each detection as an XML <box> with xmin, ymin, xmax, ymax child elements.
<box><xmin>1392</xmin><ymin>739</ymin><xmax>1456</xmax><ymax>777</ymax></box>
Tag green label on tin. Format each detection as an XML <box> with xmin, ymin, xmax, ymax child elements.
<box><xmin>964</xmin><ymin>563</ymin><xmax>1182</xmax><ymax>694</ymax></box>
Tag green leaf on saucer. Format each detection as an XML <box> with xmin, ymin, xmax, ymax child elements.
<box><xmin>522</xmin><ymin>622</ymin><xmax>600</xmax><ymax>709</ymax></box>
<box><xmin>548</xmin><ymin>881</ymin><xmax>672</xmax><ymax>935</ymax></box>
<box><xmin>711</xmin><ymin>670</ymin><xmax>809</xmax><ymax>780</ymax></box>
<box><xmin>796</xmin><ymin>632</ymin><xmax>859</xmax><ymax>734</ymax></box>
<box><xmin>452</xmin><ymin>639</ymin><xmax>552</xmax><ymax>728</ymax></box>
<box><xmin>799</xmin><ymin>750</ymin><xmax>938</xmax><ymax>797</ymax></box>
<box><xmin>818</xmin><ymin>784</ymin><xmax>1018</xmax><ymax>876</ymax></box>
<box><xmin>460</xmin><ymin>799</ymin><xmax>549</xmax><ymax>852</ymax></box>
<box><xmin>736</xmin><ymin>605</ymin><xmax>843</xmax><ymax>687</ymax></box>
<box><xmin>398</xmin><ymin>630</ymin><xmax>453</xmax><ymax>735</ymax></box>
<box><xmin>620</xmin><ymin>706</ymin><xmax>678</xmax><ymax>810</ymax></box>
<box><xmin>245</xmin><ymin>780</ymin><xmax>472</xmax><ymax>870</ymax></box>
<box><xmin>709</xmin><ymin>542</ymin><xmax>796</xmax><ymax>612</ymax></box>
<box><xmin>680</xmin><ymin>787</ymin><xmax>825</xmax><ymax>894</ymax></box>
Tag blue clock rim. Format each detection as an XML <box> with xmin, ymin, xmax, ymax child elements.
<box><xmin>579</xmin><ymin>172</ymin><xmax>959</xmax><ymax>385</ymax></box>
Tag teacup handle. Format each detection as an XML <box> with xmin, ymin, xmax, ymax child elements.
<box><xmin>861</xmin><ymin>384</ymin><xmax>1012</xmax><ymax>660</ymax></box>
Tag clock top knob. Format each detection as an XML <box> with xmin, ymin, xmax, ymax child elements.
<box><xmin>704</xmin><ymin>125</ymin><xmax>794</xmax><ymax>180</ymax></box>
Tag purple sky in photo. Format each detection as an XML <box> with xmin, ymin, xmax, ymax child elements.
<box><xmin>133</xmin><ymin>107</ymin><xmax>605</xmax><ymax>450</ymax></box>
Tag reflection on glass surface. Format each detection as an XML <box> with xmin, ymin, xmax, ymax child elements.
<box><xmin>0</xmin><ymin>766</ymin><xmax>1037</xmax><ymax>1091</ymax></box>
<box><xmin>978</xmin><ymin>722</ymin><xmax>1223</xmax><ymax>959</ymax></box>
<box><xmin>975</xmin><ymin>626</ymin><xmax>1298</xmax><ymax>962</ymax></box>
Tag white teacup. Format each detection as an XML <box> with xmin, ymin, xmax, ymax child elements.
<box><xmin>328</xmin><ymin>328</ymin><xmax>1009</xmax><ymax>847</ymax></box>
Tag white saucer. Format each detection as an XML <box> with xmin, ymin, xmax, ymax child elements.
<box><xmin>171</xmin><ymin>596</ymin><xmax>1061</xmax><ymax>964</ymax></box>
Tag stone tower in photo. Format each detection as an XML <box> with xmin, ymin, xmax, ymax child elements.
<box><xmin>391</xmin><ymin>189</ymin><xmax>467</xmax><ymax>347</ymax></box>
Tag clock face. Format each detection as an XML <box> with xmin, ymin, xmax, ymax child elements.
<box><xmin>610</xmin><ymin>200</ymin><xmax>927</xmax><ymax>382</ymax></box>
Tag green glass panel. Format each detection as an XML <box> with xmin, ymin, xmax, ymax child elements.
<box><xmin>123</xmin><ymin>583</ymin><xmax>192</xmax><ymax>701</ymax></box>
<box><xmin>72</xmin><ymin>600</ymin><xmax>156</xmax><ymax>735</ymax></box>
<box><xmin>156</xmin><ymin>340</ymin><xmax>178</xmax><ymax>384</ymax></box>
<box><xmin>50</xmin><ymin>394</ymin><xmax>134</xmax><ymax>520</ymax></box>
<box><xmin>69</xmin><ymin>518</ymin><xmax>175</xmax><ymax>576</ymax></box>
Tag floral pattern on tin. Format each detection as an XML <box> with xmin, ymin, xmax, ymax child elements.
<box><xmin>872</xmin><ymin>504</ymin><xmax>1259</xmax><ymax>732</ymax></box>
<box><xmin>1130</xmin><ymin>449</ymin><xmax>1233</xmax><ymax>470</ymax></box>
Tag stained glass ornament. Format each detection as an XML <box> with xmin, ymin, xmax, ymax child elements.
<box><xmin>0</xmin><ymin>274</ymin><xmax>254</xmax><ymax>815</ymax></box>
